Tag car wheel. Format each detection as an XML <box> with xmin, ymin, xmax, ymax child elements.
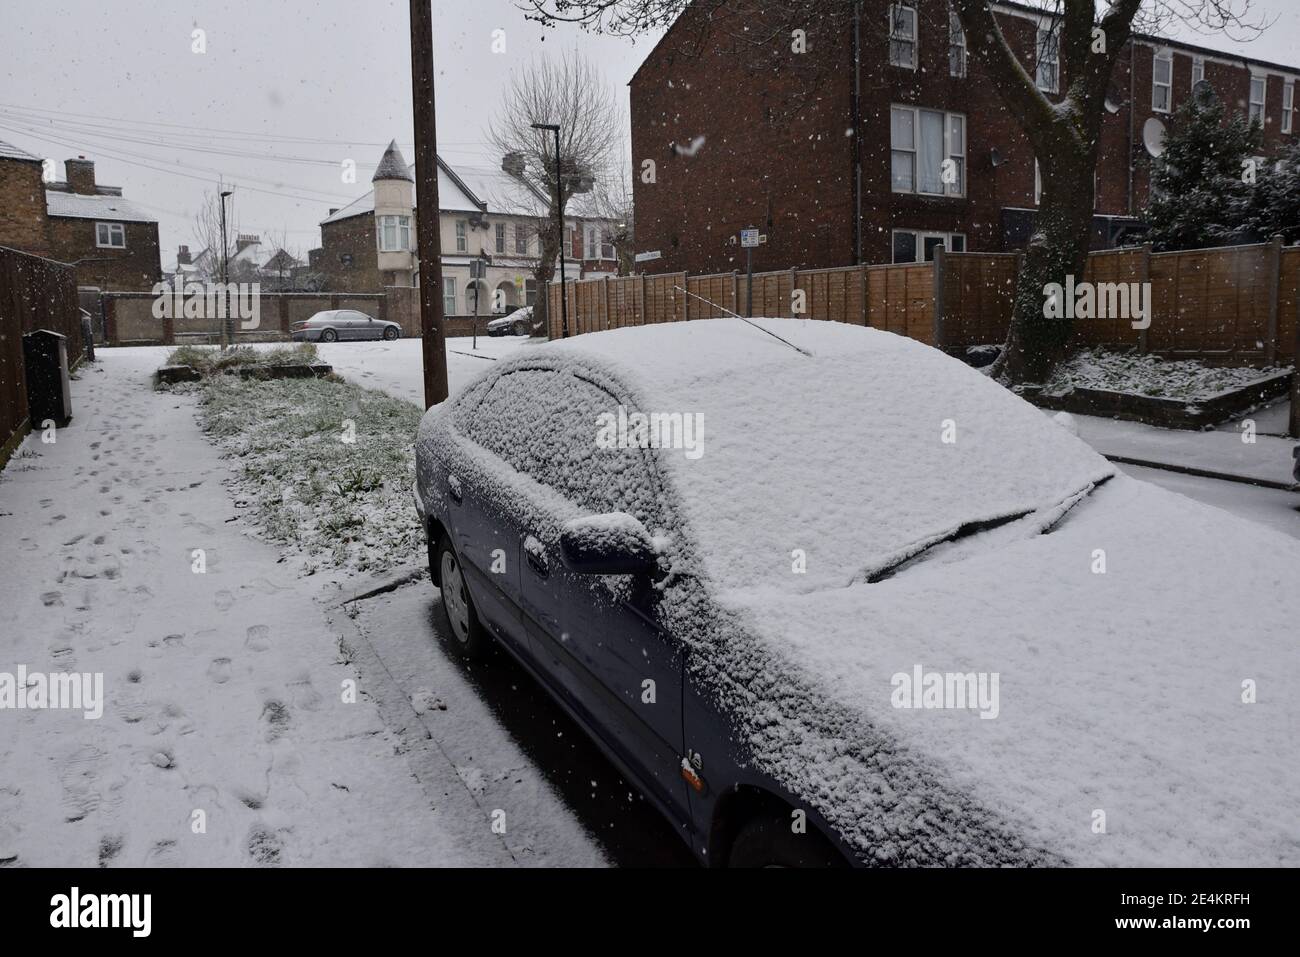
<box><xmin>320</xmin><ymin>328</ymin><xmax>338</xmax><ymax>343</ymax></box>
<box><xmin>382</xmin><ymin>326</ymin><xmax>399</xmax><ymax>340</ymax></box>
<box><xmin>434</xmin><ymin>534</ymin><xmax>490</xmax><ymax>659</ymax></box>
<box><xmin>727</xmin><ymin>812</ymin><xmax>848</xmax><ymax>868</ymax></box>
<box><xmin>512</xmin><ymin>320</ymin><xmax>528</xmax><ymax>337</ymax></box>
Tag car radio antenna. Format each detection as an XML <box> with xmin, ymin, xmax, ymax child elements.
<box><xmin>673</xmin><ymin>285</ymin><xmax>812</xmax><ymax>357</ymax></box>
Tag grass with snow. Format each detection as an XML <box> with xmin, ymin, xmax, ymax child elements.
<box><xmin>166</xmin><ymin>342</ymin><xmax>320</xmax><ymax>376</ymax></box>
<box><xmin>193</xmin><ymin>373</ymin><xmax>423</xmax><ymax>575</ymax></box>
<box><xmin>1044</xmin><ymin>347</ymin><xmax>1290</xmax><ymax>400</ymax></box>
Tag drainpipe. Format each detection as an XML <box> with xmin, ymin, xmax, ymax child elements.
<box><xmin>851</xmin><ymin>0</ymin><xmax>863</xmax><ymax>264</ymax></box>
<box><xmin>1127</xmin><ymin>40</ymin><xmax>1135</xmax><ymax>217</ymax></box>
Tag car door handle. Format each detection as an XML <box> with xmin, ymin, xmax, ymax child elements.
<box><xmin>447</xmin><ymin>474</ymin><xmax>462</xmax><ymax>504</ymax></box>
<box><xmin>524</xmin><ymin>535</ymin><xmax>549</xmax><ymax>578</ymax></box>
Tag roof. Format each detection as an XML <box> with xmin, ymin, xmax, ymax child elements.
<box><xmin>322</xmin><ymin>152</ymin><xmax>552</xmax><ymax>225</ymax></box>
<box><xmin>371</xmin><ymin>139</ymin><xmax>414</xmax><ymax>182</ymax></box>
<box><xmin>45</xmin><ymin>191</ymin><xmax>155</xmax><ymax>223</ymax></box>
<box><xmin>0</xmin><ymin>138</ymin><xmax>42</xmax><ymax>163</ymax></box>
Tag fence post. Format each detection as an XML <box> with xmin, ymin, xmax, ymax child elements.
<box><xmin>603</xmin><ymin>275</ymin><xmax>611</xmax><ymax>330</ymax></box>
<box><xmin>789</xmin><ymin>267</ymin><xmax>798</xmax><ymax>318</ymax></box>
<box><xmin>1139</xmin><ymin>243</ymin><xmax>1152</xmax><ymax>355</ymax></box>
<box><xmin>932</xmin><ymin>244</ymin><xmax>947</xmax><ymax>351</ymax></box>
<box><xmin>731</xmin><ymin>270</ymin><xmax>739</xmax><ymax>316</ymax></box>
<box><xmin>639</xmin><ymin>273</ymin><xmax>647</xmax><ymax>325</ymax></box>
<box><xmin>1265</xmin><ymin>233</ymin><xmax>1283</xmax><ymax>367</ymax></box>
<box><xmin>860</xmin><ymin>265</ymin><xmax>869</xmax><ymax>326</ymax></box>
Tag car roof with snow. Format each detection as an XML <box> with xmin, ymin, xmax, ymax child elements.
<box><xmin>512</xmin><ymin>318</ymin><xmax>1114</xmax><ymax>597</ymax></box>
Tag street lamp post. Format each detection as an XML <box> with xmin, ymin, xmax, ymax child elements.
<box><xmin>531</xmin><ymin>122</ymin><xmax>567</xmax><ymax>339</ymax></box>
<box><xmin>219</xmin><ymin>188</ymin><xmax>233</xmax><ymax>348</ymax></box>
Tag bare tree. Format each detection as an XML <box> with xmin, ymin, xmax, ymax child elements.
<box><xmin>190</xmin><ymin>189</ymin><xmax>238</xmax><ymax>283</ymax></box>
<box><xmin>520</xmin><ymin>0</ymin><xmax>1265</xmax><ymax>384</ymax></box>
<box><xmin>588</xmin><ymin>147</ymin><xmax>636</xmax><ymax>275</ymax></box>
<box><xmin>487</xmin><ymin>50</ymin><xmax>623</xmax><ymax>330</ymax></box>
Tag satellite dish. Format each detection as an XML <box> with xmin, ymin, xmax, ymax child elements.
<box><xmin>1142</xmin><ymin>117</ymin><xmax>1167</xmax><ymax>158</ymax></box>
<box><xmin>1104</xmin><ymin>97</ymin><xmax>1121</xmax><ymax>114</ymax></box>
<box><xmin>989</xmin><ymin>147</ymin><xmax>1003</xmax><ymax>168</ymax></box>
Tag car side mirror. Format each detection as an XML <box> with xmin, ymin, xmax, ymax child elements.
<box><xmin>559</xmin><ymin>513</ymin><xmax>659</xmax><ymax>575</ymax></box>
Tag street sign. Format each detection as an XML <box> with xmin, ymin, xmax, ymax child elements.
<box><xmin>634</xmin><ymin>250</ymin><xmax>662</xmax><ymax>263</ymax></box>
<box><xmin>740</xmin><ymin>229</ymin><xmax>766</xmax><ymax>248</ymax></box>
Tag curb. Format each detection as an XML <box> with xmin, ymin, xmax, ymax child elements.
<box><xmin>1105</xmin><ymin>454</ymin><xmax>1300</xmax><ymax>492</ymax></box>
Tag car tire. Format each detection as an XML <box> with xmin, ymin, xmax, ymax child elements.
<box><xmin>320</xmin><ymin>328</ymin><xmax>338</xmax><ymax>343</ymax></box>
<box><xmin>727</xmin><ymin>812</ymin><xmax>848</xmax><ymax>868</ymax></box>
<box><xmin>512</xmin><ymin>320</ymin><xmax>528</xmax><ymax>337</ymax></box>
<box><xmin>433</xmin><ymin>534</ymin><xmax>491</xmax><ymax>659</ymax></box>
<box><xmin>382</xmin><ymin>326</ymin><xmax>399</xmax><ymax>340</ymax></box>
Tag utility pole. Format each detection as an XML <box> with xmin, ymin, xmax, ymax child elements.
<box><xmin>532</xmin><ymin>122</ymin><xmax>568</xmax><ymax>338</ymax></box>
<box><xmin>410</xmin><ymin>0</ymin><xmax>449</xmax><ymax>408</ymax></box>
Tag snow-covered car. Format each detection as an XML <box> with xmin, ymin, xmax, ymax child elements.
<box><xmin>486</xmin><ymin>306</ymin><xmax>533</xmax><ymax>337</ymax></box>
<box><xmin>290</xmin><ymin>309</ymin><xmax>400</xmax><ymax>342</ymax></box>
<box><xmin>414</xmin><ymin>317</ymin><xmax>1300</xmax><ymax>868</ymax></box>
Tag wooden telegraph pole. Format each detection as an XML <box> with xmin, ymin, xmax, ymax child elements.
<box><xmin>410</xmin><ymin>0</ymin><xmax>449</xmax><ymax>408</ymax></box>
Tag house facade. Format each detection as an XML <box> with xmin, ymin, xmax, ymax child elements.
<box><xmin>313</xmin><ymin>141</ymin><xmax>619</xmax><ymax>315</ymax></box>
<box><xmin>0</xmin><ymin>140</ymin><xmax>160</xmax><ymax>291</ymax></box>
<box><xmin>629</xmin><ymin>0</ymin><xmax>1300</xmax><ymax>274</ymax></box>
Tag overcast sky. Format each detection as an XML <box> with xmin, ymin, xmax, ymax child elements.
<box><xmin>1</xmin><ymin>0</ymin><xmax>1296</xmax><ymax>264</ymax></box>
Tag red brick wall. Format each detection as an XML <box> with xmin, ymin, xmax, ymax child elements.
<box><xmin>318</xmin><ymin>213</ymin><xmax>382</xmax><ymax>291</ymax></box>
<box><xmin>0</xmin><ymin>157</ymin><xmax>50</xmax><ymax>257</ymax></box>
<box><xmin>46</xmin><ymin>216</ymin><xmax>161</xmax><ymax>291</ymax></box>
<box><xmin>630</xmin><ymin>0</ymin><xmax>1300</xmax><ymax>271</ymax></box>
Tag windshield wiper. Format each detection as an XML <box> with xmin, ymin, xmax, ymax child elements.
<box><xmin>864</xmin><ymin>475</ymin><xmax>1113</xmax><ymax>584</ymax></box>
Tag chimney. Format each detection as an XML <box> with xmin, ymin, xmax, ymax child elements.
<box><xmin>65</xmin><ymin>156</ymin><xmax>96</xmax><ymax>195</ymax></box>
<box><xmin>235</xmin><ymin>233</ymin><xmax>260</xmax><ymax>252</ymax></box>
<box><xmin>176</xmin><ymin>245</ymin><xmax>192</xmax><ymax>265</ymax></box>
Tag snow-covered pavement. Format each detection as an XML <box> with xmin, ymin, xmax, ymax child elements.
<box><xmin>0</xmin><ymin>349</ymin><xmax>557</xmax><ymax>867</ymax></box>
<box><xmin>317</xmin><ymin>335</ymin><xmax>530</xmax><ymax>405</ymax></box>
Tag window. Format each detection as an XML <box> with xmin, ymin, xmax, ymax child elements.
<box><xmin>455</xmin><ymin>220</ymin><xmax>467</xmax><ymax>253</ymax></box>
<box><xmin>892</xmin><ymin>230</ymin><xmax>965</xmax><ymax>263</ymax></box>
<box><xmin>1152</xmin><ymin>53</ymin><xmax>1172</xmax><ymax>113</ymax></box>
<box><xmin>890</xmin><ymin>105</ymin><xmax>966</xmax><ymax>197</ymax></box>
<box><xmin>442</xmin><ymin>276</ymin><xmax>456</xmax><ymax>316</ymax></box>
<box><xmin>95</xmin><ymin>222</ymin><xmax>125</xmax><ymax>248</ymax></box>
<box><xmin>456</xmin><ymin>369</ymin><xmax>659</xmax><ymax>523</ymax></box>
<box><xmin>514</xmin><ymin>223</ymin><xmax>529</xmax><ymax>255</ymax></box>
<box><xmin>376</xmin><ymin>215</ymin><xmax>410</xmax><ymax>252</ymax></box>
<box><xmin>948</xmin><ymin>6</ymin><xmax>966</xmax><ymax>78</ymax></box>
<box><xmin>1284</xmin><ymin>82</ymin><xmax>1294</xmax><ymax>134</ymax></box>
<box><xmin>888</xmin><ymin>4</ymin><xmax>917</xmax><ymax>70</ymax></box>
<box><xmin>1036</xmin><ymin>26</ymin><xmax>1059</xmax><ymax>94</ymax></box>
<box><xmin>495</xmin><ymin>222</ymin><xmax>506</xmax><ymax>254</ymax></box>
<box><xmin>583</xmin><ymin>225</ymin><xmax>598</xmax><ymax>260</ymax></box>
<box><xmin>1249</xmin><ymin>76</ymin><xmax>1266</xmax><ymax>124</ymax></box>
<box><xmin>601</xmin><ymin>233</ymin><xmax>615</xmax><ymax>261</ymax></box>
<box><xmin>1191</xmin><ymin>56</ymin><xmax>1204</xmax><ymax>90</ymax></box>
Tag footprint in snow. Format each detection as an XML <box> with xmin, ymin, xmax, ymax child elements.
<box><xmin>244</xmin><ymin>624</ymin><xmax>271</xmax><ymax>652</ymax></box>
<box><xmin>206</xmin><ymin>658</ymin><xmax>232</xmax><ymax>684</ymax></box>
<box><xmin>213</xmin><ymin>590</ymin><xmax>235</xmax><ymax>612</ymax></box>
<box><xmin>246</xmin><ymin>825</ymin><xmax>285</xmax><ymax>867</ymax></box>
<box><xmin>261</xmin><ymin>699</ymin><xmax>291</xmax><ymax>742</ymax></box>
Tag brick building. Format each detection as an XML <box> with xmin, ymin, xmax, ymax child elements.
<box><xmin>314</xmin><ymin>141</ymin><xmax>619</xmax><ymax>315</ymax></box>
<box><xmin>629</xmin><ymin>0</ymin><xmax>1300</xmax><ymax>274</ymax></box>
<box><xmin>0</xmin><ymin>139</ymin><xmax>161</xmax><ymax>291</ymax></box>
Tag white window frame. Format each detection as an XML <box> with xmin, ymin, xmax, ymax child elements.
<box><xmin>1152</xmin><ymin>52</ymin><xmax>1173</xmax><ymax>113</ymax></box>
<box><xmin>455</xmin><ymin>220</ymin><xmax>468</xmax><ymax>253</ymax></box>
<box><xmin>948</xmin><ymin>6</ymin><xmax>966</xmax><ymax>78</ymax></box>
<box><xmin>1036</xmin><ymin>26</ymin><xmax>1059</xmax><ymax>94</ymax></box>
<box><xmin>442</xmin><ymin>276</ymin><xmax>456</xmax><ymax>316</ymax></box>
<box><xmin>888</xmin><ymin>4</ymin><xmax>917</xmax><ymax>70</ymax></box>
<box><xmin>1249</xmin><ymin>75</ymin><xmax>1266</xmax><ymax>125</ymax></box>
<box><xmin>514</xmin><ymin>223</ymin><xmax>529</xmax><ymax>255</ymax></box>
<box><xmin>376</xmin><ymin>214</ymin><xmax>410</xmax><ymax>252</ymax></box>
<box><xmin>95</xmin><ymin>221</ymin><xmax>125</xmax><ymax>249</ymax></box>
<box><xmin>891</xmin><ymin>229</ymin><xmax>965</xmax><ymax>264</ymax></box>
<box><xmin>1284</xmin><ymin>82</ymin><xmax>1294</xmax><ymax>134</ymax></box>
<box><xmin>890</xmin><ymin>105</ymin><xmax>966</xmax><ymax>198</ymax></box>
<box><xmin>1191</xmin><ymin>56</ymin><xmax>1204</xmax><ymax>90</ymax></box>
<box><xmin>494</xmin><ymin>222</ymin><xmax>506</xmax><ymax>254</ymax></box>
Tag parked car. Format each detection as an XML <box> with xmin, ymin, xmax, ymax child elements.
<box><xmin>290</xmin><ymin>309</ymin><xmax>400</xmax><ymax>342</ymax></box>
<box><xmin>414</xmin><ymin>317</ymin><xmax>1300</xmax><ymax>868</ymax></box>
<box><xmin>486</xmin><ymin>306</ymin><xmax>533</xmax><ymax>337</ymax></box>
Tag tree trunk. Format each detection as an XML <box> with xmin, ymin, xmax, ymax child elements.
<box><xmin>995</xmin><ymin>149</ymin><xmax>1095</xmax><ymax>386</ymax></box>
